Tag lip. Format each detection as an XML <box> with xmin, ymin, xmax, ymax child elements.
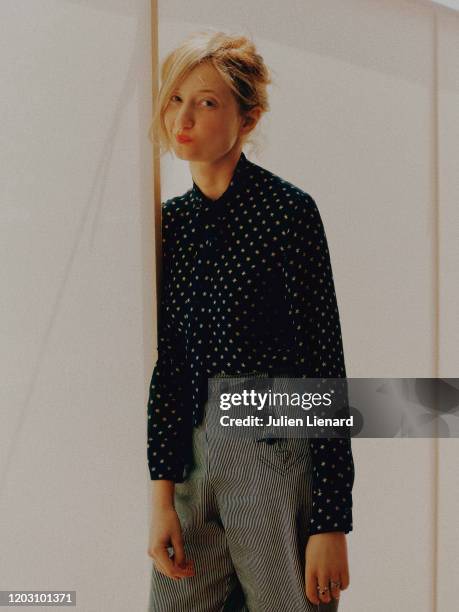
<box><xmin>176</xmin><ymin>134</ymin><xmax>193</xmax><ymax>143</ymax></box>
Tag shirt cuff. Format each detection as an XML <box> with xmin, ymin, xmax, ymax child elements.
<box><xmin>308</xmin><ymin>490</ymin><xmax>353</xmax><ymax>535</ymax></box>
<box><xmin>148</xmin><ymin>449</ymin><xmax>193</xmax><ymax>483</ymax></box>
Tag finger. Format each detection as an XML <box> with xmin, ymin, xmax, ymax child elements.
<box><xmin>170</xmin><ymin>532</ymin><xmax>194</xmax><ymax>574</ymax></box>
<box><xmin>316</xmin><ymin>570</ymin><xmax>332</xmax><ymax>604</ymax></box>
<box><xmin>153</xmin><ymin>554</ymin><xmax>182</xmax><ymax>580</ymax></box>
<box><xmin>340</xmin><ymin>567</ymin><xmax>350</xmax><ymax>590</ymax></box>
<box><xmin>169</xmin><ymin>536</ymin><xmax>195</xmax><ymax>577</ymax></box>
<box><xmin>152</xmin><ymin>558</ymin><xmax>181</xmax><ymax>580</ymax></box>
<box><xmin>329</xmin><ymin>573</ymin><xmax>341</xmax><ymax>601</ymax></box>
<box><xmin>153</xmin><ymin>561</ymin><xmax>182</xmax><ymax>580</ymax></box>
<box><xmin>153</xmin><ymin>546</ymin><xmax>186</xmax><ymax>580</ymax></box>
<box><xmin>170</xmin><ymin>531</ymin><xmax>185</xmax><ymax>567</ymax></box>
<box><xmin>305</xmin><ymin>568</ymin><xmax>321</xmax><ymax>606</ymax></box>
<box><xmin>170</xmin><ymin>554</ymin><xmax>195</xmax><ymax>577</ymax></box>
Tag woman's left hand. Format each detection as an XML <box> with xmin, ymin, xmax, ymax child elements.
<box><xmin>304</xmin><ymin>532</ymin><xmax>350</xmax><ymax>606</ymax></box>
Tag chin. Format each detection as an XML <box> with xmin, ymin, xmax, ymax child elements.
<box><xmin>173</xmin><ymin>149</ymin><xmax>195</xmax><ymax>161</ymax></box>
<box><xmin>173</xmin><ymin>147</ymin><xmax>209</xmax><ymax>162</ymax></box>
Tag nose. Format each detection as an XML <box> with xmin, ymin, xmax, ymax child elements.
<box><xmin>175</xmin><ymin>104</ymin><xmax>194</xmax><ymax>133</ymax></box>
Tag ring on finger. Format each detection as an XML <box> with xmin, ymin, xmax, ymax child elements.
<box><xmin>330</xmin><ymin>580</ymin><xmax>341</xmax><ymax>589</ymax></box>
<box><xmin>330</xmin><ymin>580</ymin><xmax>341</xmax><ymax>599</ymax></box>
<box><xmin>316</xmin><ymin>585</ymin><xmax>330</xmax><ymax>596</ymax></box>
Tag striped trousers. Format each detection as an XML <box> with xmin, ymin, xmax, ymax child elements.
<box><xmin>149</xmin><ymin>391</ymin><xmax>340</xmax><ymax>612</ymax></box>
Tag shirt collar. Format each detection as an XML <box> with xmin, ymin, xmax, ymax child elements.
<box><xmin>191</xmin><ymin>151</ymin><xmax>252</xmax><ymax>212</ymax></box>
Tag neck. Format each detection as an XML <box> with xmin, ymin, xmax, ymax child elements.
<box><xmin>190</xmin><ymin>147</ymin><xmax>243</xmax><ymax>201</ymax></box>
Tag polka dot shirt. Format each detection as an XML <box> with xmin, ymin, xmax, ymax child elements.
<box><xmin>147</xmin><ymin>151</ymin><xmax>354</xmax><ymax>535</ymax></box>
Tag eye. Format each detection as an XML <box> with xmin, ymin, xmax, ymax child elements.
<box><xmin>168</xmin><ymin>95</ymin><xmax>216</xmax><ymax>107</ymax></box>
<box><xmin>201</xmin><ymin>99</ymin><xmax>216</xmax><ymax>107</ymax></box>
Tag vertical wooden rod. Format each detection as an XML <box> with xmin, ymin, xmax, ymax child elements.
<box><xmin>432</xmin><ymin>7</ymin><xmax>440</xmax><ymax>612</ymax></box>
<box><xmin>150</xmin><ymin>0</ymin><xmax>162</xmax><ymax>330</ymax></box>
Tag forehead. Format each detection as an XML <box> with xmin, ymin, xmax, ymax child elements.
<box><xmin>174</xmin><ymin>62</ymin><xmax>229</xmax><ymax>96</ymax></box>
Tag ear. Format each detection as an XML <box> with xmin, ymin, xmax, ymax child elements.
<box><xmin>241</xmin><ymin>107</ymin><xmax>262</xmax><ymax>133</ymax></box>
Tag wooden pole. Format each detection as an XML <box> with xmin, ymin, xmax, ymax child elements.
<box><xmin>150</xmin><ymin>0</ymin><xmax>162</xmax><ymax>329</ymax></box>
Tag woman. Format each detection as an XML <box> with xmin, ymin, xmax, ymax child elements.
<box><xmin>147</xmin><ymin>30</ymin><xmax>355</xmax><ymax>612</ymax></box>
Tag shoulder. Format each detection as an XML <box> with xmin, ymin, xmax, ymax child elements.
<box><xmin>160</xmin><ymin>190</ymin><xmax>195</xmax><ymax>243</ymax></box>
<box><xmin>247</xmin><ymin>157</ymin><xmax>318</xmax><ymax>218</ymax></box>
<box><xmin>161</xmin><ymin>189</ymin><xmax>193</xmax><ymax>220</ymax></box>
<box><xmin>250</xmin><ymin>161</ymin><xmax>316</xmax><ymax>210</ymax></box>
<box><xmin>159</xmin><ymin>192</ymin><xmax>192</xmax><ymax>258</ymax></box>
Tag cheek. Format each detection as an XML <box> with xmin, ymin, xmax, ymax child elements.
<box><xmin>163</xmin><ymin>110</ymin><xmax>174</xmax><ymax>131</ymax></box>
<box><xmin>204</xmin><ymin>114</ymin><xmax>235</xmax><ymax>136</ymax></box>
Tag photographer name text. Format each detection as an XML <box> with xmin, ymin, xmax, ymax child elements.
<box><xmin>220</xmin><ymin>414</ymin><xmax>353</xmax><ymax>427</ymax></box>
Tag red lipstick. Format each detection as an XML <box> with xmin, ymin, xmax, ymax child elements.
<box><xmin>176</xmin><ymin>134</ymin><xmax>192</xmax><ymax>144</ymax></box>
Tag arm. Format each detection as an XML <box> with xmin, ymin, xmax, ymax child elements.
<box><xmin>147</xmin><ymin>202</ymin><xmax>190</xmax><ymax>483</ymax></box>
<box><xmin>282</xmin><ymin>192</ymin><xmax>355</xmax><ymax>536</ymax></box>
<box><xmin>146</xmin><ymin>202</ymin><xmax>195</xmax><ymax>580</ymax></box>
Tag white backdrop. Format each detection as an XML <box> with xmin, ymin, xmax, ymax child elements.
<box><xmin>157</xmin><ymin>1</ymin><xmax>459</xmax><ymax>612</ymax></box>
<box><xmin>0</xmin><ymin>1</ymin><xmax>153</xmax><ymax>611</ymax></box>
<box><xmin>0</xmin><ymin>1</ymin><xmax>457</xmax><ymax>611</ymax></box>
<box><xmin>434</xmin><ymin>0</ymin><xmax>459</xmax><ymax>9</ymax></box>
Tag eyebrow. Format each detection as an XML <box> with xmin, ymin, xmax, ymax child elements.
<box><xmin>173</xmin><ymin>88</ymin><xmax>220</xmax><ymax>95</ymax></box>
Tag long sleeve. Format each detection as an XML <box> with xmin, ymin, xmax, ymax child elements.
<box><xmin>147</xmin><ymin>203</ymin><xmax>190</xmax><ymax>483</ymax></box>
<box><xmin>283</xmin><ymin>192</ymin><xmax>355</xmax><ymax>535</ymax></box>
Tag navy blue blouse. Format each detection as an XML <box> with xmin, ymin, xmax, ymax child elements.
<box><xmin>147</xmin><ymin>151</ymin><xmax>354</xmax><ymax>535</ymax></box>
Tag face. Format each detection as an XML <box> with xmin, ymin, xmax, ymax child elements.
<box><xmin>163</xmin><ymin>62</ymin><xmax>251</xmax><ymax>162</ymax></box>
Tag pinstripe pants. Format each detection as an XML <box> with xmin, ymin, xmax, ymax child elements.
<box><xmin>149</xmin><ymin>393</ymin><xmax>340</xmax><ymax>612</ymax></box>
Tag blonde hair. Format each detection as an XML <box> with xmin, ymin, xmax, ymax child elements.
<box><xmin>149</xmin><ymin>29</ymin><xmax>272</xmax><ymax>156</ymax></box>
